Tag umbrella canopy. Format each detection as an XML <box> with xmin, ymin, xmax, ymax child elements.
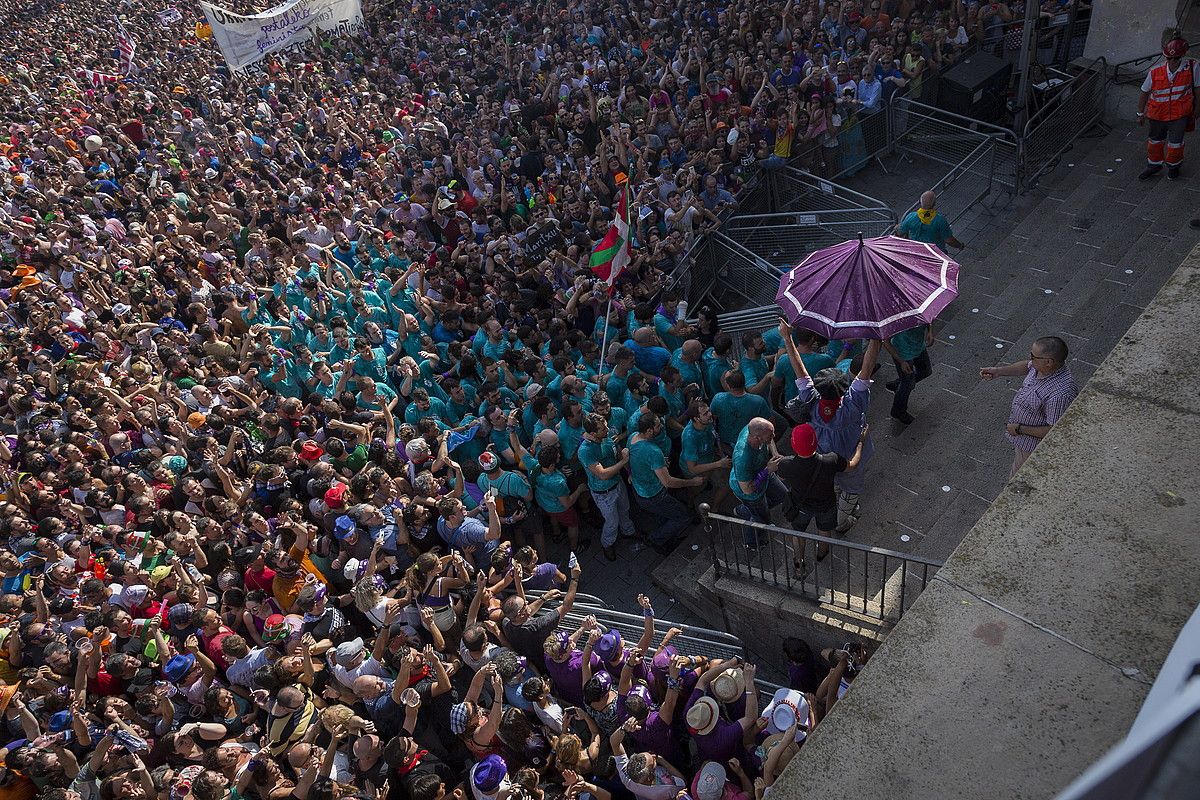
<box><xmin>775</xmin><ymin>234</ymin><xmax>959</xmax><ymax>340</ymax></box>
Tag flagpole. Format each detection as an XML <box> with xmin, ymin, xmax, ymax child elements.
<box><xmin>596</xmin><ymin>293</ymin><xmax>614</xmax><ymax>383</ymax></box>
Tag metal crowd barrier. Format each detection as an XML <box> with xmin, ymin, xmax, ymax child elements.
<box><xmin>722</xmin><ymin>209</ymin><xmax>895</xmax><ymax>271</ymax></box>
<box><xmin>530</xmin><ymin>589</ymin><xmax>747</xmax><ymax>662</ymax></box>
<box><xmin>700</xmin><ymin>504</ymin><xmax>943</xmax><ymax>623</ymax></box>
<box><xmin>1018</xmin><ymin>55</ymin><xmax>1107</xmax><ymax>191</ymax></box>
<box><xmin>894</xmin><ymin>137</ymin><xmax>997</xmax><ymax>230</ymax></box>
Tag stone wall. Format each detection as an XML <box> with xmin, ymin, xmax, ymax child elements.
<box><xmin>772</xmin><ymin>246</ymin><xmax>1200</xmax><ymax>798</ymax></box>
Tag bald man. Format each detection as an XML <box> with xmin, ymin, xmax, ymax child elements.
<box><xmin>625</xmin><ymin>326</ymin><xmax>672</xmax><ymax>375</ymax></box>
<box><xmin>896</xmin><ymin>191</ymin><xmax>964</xmax><ymax>253</ymax></box>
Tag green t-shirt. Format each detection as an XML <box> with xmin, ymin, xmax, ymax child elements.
<box><xmin>331</xmin><ymin>444</ymin><xmax>369</xmax><ymax>474</ymax></box>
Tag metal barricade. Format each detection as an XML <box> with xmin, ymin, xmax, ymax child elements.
<box><xmin>792</xmin><ymin>104</ymin><xmax>894</xmax><ymax>182</ymax></box>
<box><xmin>890</xmin><ymin>96</ymin><xmax>1019</xmax><ymax>194</ymax></box>
<box><xmin>894</xmin><ymin>138</ymin><xmax>997</xmax><ymax>229</ymax></box>
<box><xmin>700</xmin><ymin>504</ymin><xmax>943</xmax><ymax>623</ymax></box>
<box><xmin>770</xmin><ymin>167</ymin><xmax>896</xmax><ymax>215</ymax></box>
<box><xmin>722</xmin><ymin>209</ymin><xmax>895</xmax><ymax>270</ymax></box>
<box><xmin>1019</xmin><ymin>56</ymin><xmax>1107</xmax><ymax>190</ymax></box>
<box><xmin>665</xmin><ymin>231</ymin><xmax>781</xmax><ymax>310</ymax></box>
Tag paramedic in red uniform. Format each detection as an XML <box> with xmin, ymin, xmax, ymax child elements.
<box><xmin>1139</xmin><ymin>35</ymin><xmax>1200</xmax><ymax>181</ymax></box>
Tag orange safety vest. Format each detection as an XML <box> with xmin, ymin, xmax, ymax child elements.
<box><xmin>1147</xmin><ymin>60</ymin><xmax>1196</xmax><ymax>121</ymax></box>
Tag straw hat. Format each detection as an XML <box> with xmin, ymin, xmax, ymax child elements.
<box><xmin>686</xmin><ymin>696</ymin><xmax>719</xmax><ymax>736</ymax></box>
<box><xmin>711</xmin><ymin>667</ymin><xmax>745</xmax><ymax>704</ymax></box>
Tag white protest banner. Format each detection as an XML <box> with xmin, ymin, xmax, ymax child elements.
<box><xmin>199</xmin><ymin>0</ymin><xmax>364</xmax><ymax>74</ymax></box>
<box><xmin>156</xmin><ymin>8</ymin><xmax>183</xmax><ymax>24</ymax></box>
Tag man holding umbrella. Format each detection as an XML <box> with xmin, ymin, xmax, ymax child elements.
<box><xmin>781</xmin><ymin>319</ymin><xmax>883</xmax><ymax>533</ymax></box>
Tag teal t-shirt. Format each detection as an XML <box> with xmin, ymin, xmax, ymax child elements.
<box><xmin>775</xmin><ymin>352</ymin><xmax>837</xmax><ymax>404</ymax></box>
<box><xmin>653</xmin><ymin>312</ymin><xmax>685</xmax><ymax>350</ymax></box>
<box><xmin>898</xmin><ymin>210</ymin><xmax>953</xmax><ymax>251</ymax></box>
<box><xmin>710</xmin><ymin>391</ymin><xmax>770</xmax><ymax>446</ymax></box>
<box><xmin>729</xmin><ymin>426</ymin><xmax>769</xmax><ymax>501</ymax></box>
<box><xmin>680</xmin><ymin>422</ymin><xmax>718</xmax><ymax>476</ymax></box>
<box><xmin>577</xmin><ymin>437</ymin><xmax>620</xmax><ymax>492</ymax></box>
<box><xmin>556</xmin><ymin>418</ymin><xmax>585</xmax><ymax>463</ymax></box>
<box><xmin>627</xmin><ymin>408</ymin><xmax>671</xmax><ymax>458</ymax></box>
<box><xmin>889</xmin><ymin>325</ymin><xmax>929</xmax><ymax>362</ymax></box>
<box><xmin>404</xmin><ymin>397</ymin><xmax>449</xmax><ymax>429</ymax></box>
<box><xmin>741</xmin><ymin>355</ymin><xmax>769</xmax><ymax>390</ymax></box>
<box><xmin>670</xmin><ymin>350</ymin><xmax>705</xmax><ymax>391</ymax></box>
<box><xmin>531</xmin><ymin>463</ymin><xmax>570</xmax><ymax>513</ymax></box>
<box><xmin>629</xmin><ymin>439</ymin><xmax>667</xmax><ymax>498</ymax></box>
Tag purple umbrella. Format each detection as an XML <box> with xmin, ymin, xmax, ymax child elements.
<box><xmin>775</xmin><ymin>234</ymin><xmax>959</xmax><ymax>340</ymax></box>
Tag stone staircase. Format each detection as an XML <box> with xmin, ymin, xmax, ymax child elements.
<box><xmin>652</xmin><ymin>118</ymin><xmax>1200</xmax><ymax>654</ymax></box>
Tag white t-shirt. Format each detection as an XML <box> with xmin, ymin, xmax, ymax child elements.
<box><xmin>226</xmin><ymin>647</ymin><xmax>270</xmax><ymax>688</ymax></box>
<box><xmin>330</xmin><ymin>654</ymin><xmax>388</xmax><ymax>689</ymax></box>
<box><xmin>532</xmin><ymin>700</ymin><xmax>565</xmax><ymax>734</ymax></box>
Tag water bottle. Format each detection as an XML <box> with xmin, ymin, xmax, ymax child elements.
<box><xmin>676</xmin><ymin>300</ymin><xmax>688</xmax><ymax>322</ymax></box>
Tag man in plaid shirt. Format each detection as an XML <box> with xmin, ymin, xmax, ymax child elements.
<box><xmin>979</xmin><ymin>336</ymin><xmax>1081</xmax><ymax>477</ymax></box>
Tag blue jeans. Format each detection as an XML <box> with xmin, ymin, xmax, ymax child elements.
<box><xmin>737</xmin><ymin>474</ymin><xmax>788</xmax><ymax>546</ymax></box>
<box><xmin>633</xmin><ymin>489</ymin><xmax>692</xmax><ymax>545</ymax></box>
<box><xmin>592</xmin><ymin>481</ymin><xmax>635</xmax><ymax>547</ymax></box>
<box><xmin>891</xmin><ymin>350</ymin><xmax>933</xmax><ymax>416</ymax></box>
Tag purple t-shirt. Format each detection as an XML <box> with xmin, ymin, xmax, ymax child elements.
<box><xmin>687</xmin><ymin>688</ymin><xmax>747</xmax><ymax>764</ymax></box>
<box><xmin>521</xmin><ymin>562</ymin><xmax>563</xmax><ymax>591</ymax></box>
<box><xmin>628</xmin><ymin>710</ymin><xmax>680</xmax><ymax>761</ymax></box>
<box><xmin>544</xmin><ymin>649</ymin><xmax>601</xmax><ymax>708</ymax></box>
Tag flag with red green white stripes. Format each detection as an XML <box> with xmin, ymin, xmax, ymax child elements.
<box><xmin>589</xmin><ymin>182</ymin><xmax>633</xmax><ymax>291</ymax></box>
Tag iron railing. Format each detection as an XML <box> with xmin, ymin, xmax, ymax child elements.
<box><xmin>700</xmin><ymin>504</ymin><xmax>943</xmax><ymax>622</ymax></box>
<box><xmin>1019</xmin><ymin>55</ymin><xmax>1108</xmax><ymax>190</ymax></box>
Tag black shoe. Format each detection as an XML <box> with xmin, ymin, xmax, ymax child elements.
<box><xmin>884</xmin><ymin>380</ymin><xmax>899</xmax><ymax>392</ymax></box>
<box><xmin>1168</xmin><ymin>165</ymin><xmax>1181</xmax><ymax>181</ymax></box>
<box><xmin>602</xmin><ymin>544</ymin><xmax>617</xmax><ymax>562</ymax></box>
<box><xmin>891</xmin><ymin>411</ymin><xmax>915</xmax><ymax>424</ymax></box>
<box><xmin>1139</xmin><ymin>165</ymin><xmax>1163</xmax><ymax>180</ymax></box>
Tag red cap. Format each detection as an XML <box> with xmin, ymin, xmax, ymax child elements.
<box><xmin>791</xmin><ymin>423</ymin><xmax>818</xmax><ymax>458</ymax></box>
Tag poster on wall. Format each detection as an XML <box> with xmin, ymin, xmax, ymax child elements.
<box><xmin>199</xmin><ymin>0</ymin><xmax>364</xmax><ymax>74</ymax></box>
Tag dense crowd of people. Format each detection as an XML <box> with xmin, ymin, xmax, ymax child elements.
<box><xmin>0</xmin><ymin>0</ymin><xmax>1065</xmax><ymax>798</ymax></box>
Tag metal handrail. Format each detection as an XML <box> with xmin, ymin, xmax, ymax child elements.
<box><xmin>526</xmin><ymin>589</ymin><xmax>609</xmax><ymax>608</ymax></box>
<box><xmin>701</xmin><ymin>505</ymin><xmax>943</xmax><ymax>567</ymax></box>
<box><xmin>700</xmin><ymin>503</ymin><xmax>943</xmax><ymax>622</ymax></box>
<box><xmin>723</xmin><ymin>208</ymin><xmax>895</xmax><ymax>225</ymax></box>
<box><xmin>1112</xmin><ymin>41</ymin><xmax>1197</xmax><ymax>85</ymax></box>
